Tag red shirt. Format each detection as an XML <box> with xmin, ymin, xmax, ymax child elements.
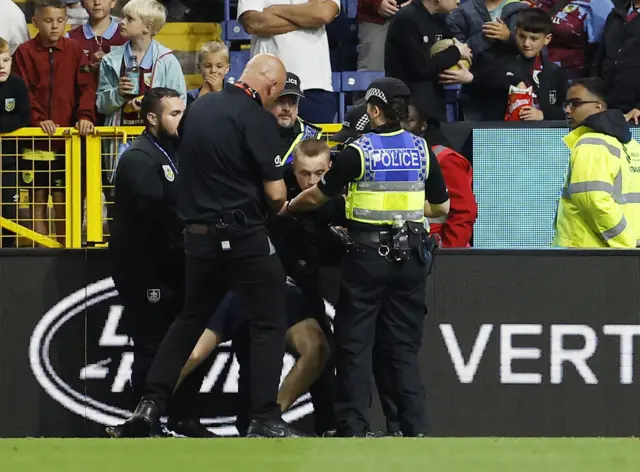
<box><xmin>13</xmin><ymin>35</ymin><xmax>96</xmax><ymax>126</ymax></box>
<box><xmin>357</xmin><ymin>0</ymin><xmax>386</xmax><ymax>25</ymax></box>
<box><xmin>429</xmin><ymin>145</ymin><xmax>477</xmax><ymax>248</ymax></box>
<box><xmin>67</xmin><ymin>19</ymin><xmax>126</xmax><ymax>63</ymax></box>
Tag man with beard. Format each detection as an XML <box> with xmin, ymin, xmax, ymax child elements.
<box><xmin>107</xmin><ymin>88</ymin><xmax>215</xmax><ymax>438</ymax></box>
<box><xmin>271</xmin><ymin>73</ymin><xmax>323</xmax><ymax>167</ymax></box>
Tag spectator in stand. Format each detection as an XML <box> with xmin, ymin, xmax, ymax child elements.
<box><xmin>462</xmin><ymin>8</ymin><xmax>567</xmax><ymax>121</ymax></box>
<box><xmin>357</xmin><ymin>0</ymin><xmax>411</xmax><ymax>71</ymax></box>
<box><xmin>527</xmin><ymin>0</ymin><xmax>615</xmax><ymax>80</ymax></box>
<box><xmin>0</xmin><ymin>0</ymin><xmax>30</xmax><ymax>54</ymax></box>
<box><xmin>238</xmin><ymin>0</ymin><xmax>340</xmax><ymax>124</ymax></box>
<box><xmin>67</xmin><ymin>0</ymin><xmax>126</xmax><ymax>79</ymax></box>
<box><xmin>385</xmin><ymin>0</ymin><xmax>473</xmax><ymax>122</ymax></box>
<box><xmin>66</xmin><ymin>0</ymin><xmax>90</xmax><ymax>26</ymax></box>
<box><xmin>402</xmin><ymin>98</ymin><xmax>477</xmax><ymax>247</ymax></box>
<box><xmin>187</xmin><ymin>41</ymin><xmax>229</xmax><ymax>106</ymax></box>
<box><xmin>13</xmin><ymin>0</ymin><xmax>96</xmax><ymax>246</ymax></box>
<box><xmin>0</xmin><ymin>37</ymin><xmax>31</xmax><ymax>248</ymax></box>
<box><xmin>447</xmin><ymin>0</ymin><xmax>530</xmax><ymax>68</ymax></box>
<box><xmin>591</xmin><ymin>0</ymin><xmax>640</xmax><ymax>124</ymax></box>
<box><xmin>97</xmin><ymin>0</ymin><xmax>186</xmax><ymax>180</ymax></box>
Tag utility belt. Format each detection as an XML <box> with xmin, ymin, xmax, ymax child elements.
<box><xmin>185</xmin><ymin>222</ymin><xmax>235</xmax><ymax>251</ymax></box>
<box><xmin>345</xmin><ymin>221</ymin><xmax>439</xmax><ymax>271</ymax></box>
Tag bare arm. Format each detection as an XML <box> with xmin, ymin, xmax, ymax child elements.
<box><xmin>268</xmin><ymin>0</ymin><xmax>340</xmax><ymax>29</ymax></box>
<box><xmin>239</xmin><ymin>10</ymin><xmax>299</xmax><ymax>35</ymax></box>
<box><xmin>264</xmin><ymin>179</ymin><xmax>288</xmax><ymax>213</ymax></box>
<box><xmin>425</xmin><ymin>200</ymin><xmax>450</xmax><ymax>218</ymax></box>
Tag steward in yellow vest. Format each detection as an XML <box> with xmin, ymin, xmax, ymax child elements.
<box><xmin>553</xmin><ymin>78</ymin><xmax>640</xmax><ymax>248</ymax></box>
<box><xmin>281</xmin><ymin>77</ymin><xmax>450</xmax><ymax>437</ymax></box>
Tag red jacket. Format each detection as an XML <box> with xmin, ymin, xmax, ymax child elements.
<box><xmin>429</xmin><ymin>145</ymin><xmax>477</xmax><ymax>247</ymax></box>
<box><xmin>13</xmin><ymin>35</ymin><xmax>96</xmax><ymax>127</ymax></box>
<box><xmin>358</xmin><ymin>0</ymin><xmax>386</xmax><ymax>25</ymax></box>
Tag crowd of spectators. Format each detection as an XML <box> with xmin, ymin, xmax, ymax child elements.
<box><xmin>0</xmin><ymin>0</ymin><xmax>638</xmax><ymax>248</ymax></box>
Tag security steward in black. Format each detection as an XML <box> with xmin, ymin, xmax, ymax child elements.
<box><xmin>271</xmin><ymin>72</ymin><xmax>323</xmax><ymax>167</ymax></box>
<box><xmin>120</xmin><ymin>54</ymin><xmax>307</xmax><ymax>439</ymax></box>
<box><xmin>108</xmin><ymin>88</ymin><xmax>214</xmax><ymax>438</ymax></box>
<box><xmin>282</xmin><ymin>78</ymin><xmax>450</xmax><ymax>437</ymax></box>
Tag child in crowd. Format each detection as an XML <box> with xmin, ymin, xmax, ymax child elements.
<box><xmin>0</xmin><ymin>37</ymin><xmax>31</xmax><ymax>247</ymax></box>
<box><xmin>187</xmin><ymin>41</ymin><xmax>230</xmax><ymax>106</ymax></box>
<box><xmin>13</xmin><ymin>0</ymin><xmax>96</xmax><ymax>245</ymax></box>
<box><xmin>97</xmin><ymin>0</ymin><xmax>185</xmax><ymax>179</ymax></box>
<box><xmin>459</xmin><ymin>8</ymin><xmax>568</xmax><ymax>121</ymax></box>
<box><xmin>65</xmin><ymin>0</ymin><xmax>90</xmax><ymax>27</ymax></box>
<box><xmin>68</xmin><ymin>0</ymin><xmax>126</xmax><ymax>75</ymax></box>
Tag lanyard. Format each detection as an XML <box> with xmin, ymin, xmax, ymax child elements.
<box><xmin>145</xmin><ymin>132</ymin><xmax>178</xmax><ymax>176</ymax></box>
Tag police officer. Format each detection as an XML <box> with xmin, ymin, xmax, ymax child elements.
<box><xmin>270</xmin><ymin>72</ymin><xmax>323</xmax><ymax>167</ymax></box>
<box><xmin>282</xmin><ymin>78</ymin><xmax>451</xmax><ymax>437</ymax></box>
<box><xmin>121</xmin><ymin>54</ymin><xmax>306</xmax><ymax>438</ymax></box>
<box><xmin>108</xmin><ymin>87</ymin><xmax>214</xmax><ymax>438</ymax></box>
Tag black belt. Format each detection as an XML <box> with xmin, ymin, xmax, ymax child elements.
<box><xmin>350</xmin><ymin>231</ymin><xmax>388</xmax><ymax>245</ymax></box>
<box><xmin>185</xmin><ymin>223</ymin><xmax>226</xmax><ymax>236</ymax></box>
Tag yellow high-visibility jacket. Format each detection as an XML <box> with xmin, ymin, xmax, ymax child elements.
<box><xmin>553</xmin><ymin>110</ymin><xmax>640</xmax><ymax>248</ymax></box>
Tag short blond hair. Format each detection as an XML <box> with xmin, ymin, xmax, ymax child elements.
<box><xmin>198</xmin><ymin>41</ymin><xmax>229</xmax><ymax>64</ymax></box>
<box><xmin>122</xmin><ymin>0</ymin><xmax>167</xmax><ymax>35</ymax></box>
<box><xmin>0</xmin><ymin>38</ymin><xmax>9</xmax><ymax>55</ymax></box>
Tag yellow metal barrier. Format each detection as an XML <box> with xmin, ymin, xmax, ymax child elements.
<box><xmin>0</xmin><ymin>124</ymin><xmax>343</xmax><ymax>248</ymax></box>
<box><xmin>84</xmin><ymin>124</ymin><xmax>342</xmax><ymax>247</ymax></box>
<box><xmin>0</xmin><ymin>127</ymin><xmax>81</xmax><ymax>248</ymax></box>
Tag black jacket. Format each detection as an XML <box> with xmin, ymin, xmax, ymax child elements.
<box><xmin>0</xmin><ymin>74</ymin><xmax>31</xmax><ymax>167</ymax></box>
<box><xmin>385</xmin><ymin>0</ymin><xmax>461</xmax><ymax>121</ymax></box>
<box><xmin>109</xmin><ymin>133</ymin><xmax>184</xmax><ymax>290</ymax></box>
<box><xmin>469</xmin><ymin>50</ymin><xmax>568</xmax><ymax>121</ymax></box>
<box><xmin>591</xmin><ymin>5</ymin><xmax>640</xmax><ymax>113</ymax></box>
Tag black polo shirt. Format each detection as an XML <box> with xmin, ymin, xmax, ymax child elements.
<box><xmin>177</xmin><ymin>84</ymin><xmax>284</xmax><ymax>234</ymax></box>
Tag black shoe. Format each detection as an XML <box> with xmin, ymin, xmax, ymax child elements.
<box><xmin>105</xmin><ymin>424</ymin><xmax>124</xmax><ymax>438</ymax></box>
<box><xmin>246</xmin><ymin>419</ymin><xmax>310</xmax><ymax>438</ymax></box>
<box><xmin>121</xmin><ymin>399</ymin><xmax>163</xmax><ymax>438</ymax></box>
<box><xmin>167</xmin><ymin>418</ymin><xmax>219</xmax><ymax>438</ymax></box>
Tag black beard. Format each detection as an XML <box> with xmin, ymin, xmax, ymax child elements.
<box><xmin>156</xmin><ymin>127</ymin><xmax>180</xmax><ymax>155</ymax></box>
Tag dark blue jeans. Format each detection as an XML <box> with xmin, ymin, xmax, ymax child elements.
<box><xmin>298</xmin><ymin>89</ymin><xmax>338</xmax><ymax>124</ymax></box>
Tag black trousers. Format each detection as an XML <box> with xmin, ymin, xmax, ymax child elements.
<box><xmin>334</xmin><ymin>241</ymin><xmax>428</xmax><ymax>437</ymax></box>
<box><xmin>112</xmin><ymin>255</ymin><xmax>207</xmax><ymax>420</ymax></box>
<box><xmin>142</xmin><ymin>229</ymin><xmax>288</xmax><ymax>421</ymax></box>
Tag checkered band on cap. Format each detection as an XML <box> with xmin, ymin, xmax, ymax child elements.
<box><xmin>365</xmin><ymin>87</ymin><xmax>387</xmax><ymax>104</ymax></box>
<box><xmin>355</xmin><ymin>114</ymin><xmax>370</xmax><ymax>132</ymax></box>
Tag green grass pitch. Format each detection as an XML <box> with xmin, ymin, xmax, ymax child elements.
<box><xmin>1</xmin><ymin>438</ymin><xmax>639</xmax><ymax>471</ymax></box>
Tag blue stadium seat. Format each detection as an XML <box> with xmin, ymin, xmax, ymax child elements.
<box><xmin>345</xmin><ymin>0</ymin><xmax>357</xmax><ymax>18</ymax></box>
<box><xmin>223</xmin><ymin>20</ymin><xmax>251</xmax><ymax>41</ymax></box>
<box><xmin>332</xmin><ymin>72</ymin><xmax>342</xmax><ymax>93</ymax></box>
<box><xmin>326</xmin><ymin>18</ymin><xmax>357</xmax><ymax>40</ymax></box>
<box><xmin>340</xmin><ymin>71</ymin><xmax>385</xmax><ymax>91</ymax></box>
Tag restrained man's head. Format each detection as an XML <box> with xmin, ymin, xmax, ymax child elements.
<box><xmin>564</xmin><ymin>77</ymin><xmax>608</xmax><ymax>129</ymax></box>
<box><xmin>239</xmin><ymin>53</ymin><xmax>287</xmax><ymax>109</ymax></box>
<box><xmin>142</xmin><ymin>87</ymin><xmax>185</xmax><ymax>138</ymax></box>
<box><xmin>292</xmin><ymin>140</ymin><xmax>331</xmax><ymax>190</ymax></box>
<box><xmin>270</xmin><ymin>72</ymin><xmax>304</xmax><ymax>129</ymax></box>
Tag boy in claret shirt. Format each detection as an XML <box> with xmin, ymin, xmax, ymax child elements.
<box><xmin>13</xmin><ymin>0</ymin><xmax>96</xmax><ymax>245</ymax></box>
<box><xmin>187</xmin><ymin>41</ymin><xmax>230</xmax><ymax>106</ymax></box>
<box><xmin>68</xmin><ymin>0</ymin><xmax>126</xmax><ymax>76</ymax></box>
<box><xmin>97</xmin><ymin>0</ymin><xmax>185</xmax><ymax>180</ymax></box>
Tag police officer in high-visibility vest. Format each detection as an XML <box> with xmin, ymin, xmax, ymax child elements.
<box><xmin>280</xmin><ymin>78</ymin><xmax>450</xmax><ymax>437</ymax></box>
<box><xmin>554</xmin><ymin>77</ymin><xmax>640</xmax><ymax>248</ymax></box>
<box><xmin>270</xmin><ymin>72</ymin><xmax>322</xmax><ymax>167</ymax></box>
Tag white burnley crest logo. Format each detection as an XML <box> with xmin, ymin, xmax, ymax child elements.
<box><xmin>29</xmin><ymin>277</ymin><xmax>335</xmax><ymax>436</ymax></box>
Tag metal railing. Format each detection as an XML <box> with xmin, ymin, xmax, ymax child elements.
<box><xmin>0</xmin><ymin>124</ymin><xmax>341</xmax><ymax>248</ymax></box>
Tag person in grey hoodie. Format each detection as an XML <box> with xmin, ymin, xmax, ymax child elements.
<box><xmin>447</xmin><ymin>0</ymin><xmax>531</xmax><ymax>68</ymax></box>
